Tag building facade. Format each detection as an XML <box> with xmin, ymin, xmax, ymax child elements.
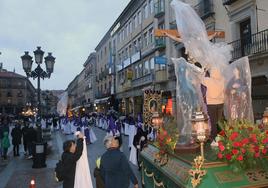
<box><xmin>0</xmin><ymin>68</ymin><xmax>36</xmax><ymax>116</ymax></box>
<box><xmin>67</xmin><ymin>53</ymin><xmax>97</xmax><ymax>114</ymax></box>
<box><xmin>83</xmin><ymin>53</ymin><xmax>97</xmax><ymax>111</ymax></box>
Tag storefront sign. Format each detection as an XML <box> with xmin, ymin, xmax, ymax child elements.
<box><xmin>155</xmin><ymin>56</ymin><xmax>167</xmax><ymax>64</ymax></box>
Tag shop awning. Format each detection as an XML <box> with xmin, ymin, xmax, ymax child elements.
<box><xmin>94</xmin><ymin>97</ymin><xmax>110</xmax><ymax>104</ymax></box>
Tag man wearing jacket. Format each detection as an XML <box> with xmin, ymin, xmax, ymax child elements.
<box><xmin>100</xmin><ymin>135</ymin><xmax>138</xmax><ymax>188</ymax></box>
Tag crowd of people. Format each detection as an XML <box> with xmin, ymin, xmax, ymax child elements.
<box><xmin>58</xmin><ymin>112</ymin><xmax>152</xmax><ymax>188</ymax></box>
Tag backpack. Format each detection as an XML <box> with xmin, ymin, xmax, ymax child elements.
<box><xmin>55</xmin><ymin>160</ymin><xmax>64</xmax><ymax>182</ymax></box>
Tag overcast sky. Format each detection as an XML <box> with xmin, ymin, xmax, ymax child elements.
<box><xmin>0</xmin><ymin>0</ymin><xmax>130</xmax><ymax>90</ymax></box>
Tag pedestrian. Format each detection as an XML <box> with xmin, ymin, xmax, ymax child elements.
<box><xmin>22</xmin><ymin>123</ymin><xmax>29</xmax><ymax>155</ymax></box>
<box><xmin>2</xmin><ymin>131</ymin><xmax>10</xmax><ymax>160</ymax></box>
<box><xmin>100</xmin><ymin>135</ymin><xmax>138</xmax><ymax>188</ymax></box>
<box><xmin>26</xmin><ymin>125</ymin><xmax>37</xmax><ymax>159</ymax></box>
<box><xmin>61</xmin><ymin>132</ymin><xmax>84</xmax><ymax>188</ymax></box>
<box><xmin>11</xmin><ymin>124</ymin><xmax>22</xmax><ymax>157</ymax></box>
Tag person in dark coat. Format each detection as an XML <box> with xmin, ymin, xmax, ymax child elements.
<box><xmin>133</xmin><ymin>127</ymin><xmax>148</xmax><ymax>170</ymax></box>
<box><xmin>11</xmin><ymin>124</ymin><xmax>22</xmax><ymax>156</ymax></box>
<box><xmin>26</xmin><ymin>126</ymin><xmax>37</xmax><ymax>159</ymax></box>
<box><xmin>61</xmin><ymin>133</ymin><xmax>84</xmax><ymax>188</ymax></box>
<box><xmin>21</xmin><ymin>123</ymin><xmax>29</xmax><ymax>155</ymax></box>
<box><xmin>100</xmin><ymin>135</ymin><xmax>138</xmax><ymax>188</ymax></box>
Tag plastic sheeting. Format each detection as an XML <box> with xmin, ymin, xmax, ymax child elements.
<box><xmin>57</xmin><ymin>92</ymin><xmax>68</xmax><ymax>116</ymax></box>
<box><xmin>224</xmin><ymin>57</ymin><xmax>254</xmax><ymax>122</ymax></box>
<box><xmin>170</xmin><ymin>0</ymin><xmax>231</xmax><ymax>72</ymax></box>
<box><xmin>173</xmin><ymin>57</ymin><xmax>205</xmax><ymax>145</ymax></box>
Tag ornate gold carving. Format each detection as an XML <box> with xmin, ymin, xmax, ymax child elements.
<box><xmin>143</xmin><ymin>90</ymin><xmax>162</xmax><ymax>127</ymax></box>
<box><xmin>189</xmin><ymin>156</ymin><xmax>206</xmax><ymax>188</ymax></box>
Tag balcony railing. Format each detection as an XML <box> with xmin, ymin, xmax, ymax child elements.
<box><xmin>155</xmin><ymin>37</ymin><xmax>166</xmax><ymax>49</ymax></box>
<box><xmin>155</xmin><ymin>70</ymin><xmax>167</xmax><ymax>83</ymax></box>
<box><xmin>154</xmin><ymin>0</ymin><xmax>165</xmax><ymax>18</ymax></box>
<box><xmin>222</xmin><ymin>0</ymin><xmax>238</xmax><ymax>5</ymax></box>
<box><xmin>229</xmin><ymin>29</ymin><xmax>268</xmax><ymax>60</ymax></box>
<box><xmin>194</xmin><ymin>0</ymin><xmax>214</xmax><ymax>19</ymax></box>
<box><xmin>132</xmin><ymin>73</ymin><xmax>153</xmax><ymax>88</ymax></box>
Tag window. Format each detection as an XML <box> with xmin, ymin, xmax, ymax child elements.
<box><xmin>149</xmin><ymin>28</ymin><xmax>153</xmax><ymax>44</ymax></box>
<box><xmin>101</xmin><ymin>50</ymin><xmax>103</xmax><ymax>59</ymax></box>
<box><xmin>150</xmin><ymin>57</ymin><xmax>155</xmax><ymax>71</ymax></box>
<box><xmin>144</xmin><ymin>60</ymin><xmax>149</xmax><ymax>75</ymax></box>
<box><xmin>139</xmin><ymin>63</ymin><xmax>143</xmax><ymax>77</ymax></box>
<box><xmin>133</xmin><ymin>15</ymin><xmax>137</xmax><ymax>29</ymax></box>
<box><xmin>133</xmin><ymin>40</ymin><xmax>138</xmax><ymax>53</ymax></box>
<box><xmin>143</xmin><ymin>32</ymin><xmax>148</xmax><ymax>47</ymax></box>
<box><xmin>135</xmin><ymin>65</ymin><xmax>139</xmax><ymax>78</ymax></box>
<box><xmin>149</xmin><ymin>0</ymin><xmax>154</xmax><ymax>14</ymax></box>
<box><xmin>138</xmin><ymin>11</ymin><xmax>141</xmax><ymax>25</ymax></box>
<box><xmin>125</xmin><ymin>25</ymin><xmax>128</xmax><ymax>37</ymax></box>
<box><xmin>138</xmin><ymin>37</ymin><xmax>142</xmax><ymax>49</ymax></box>
<box><xmin>128</xmin><ymin>22</ymin><xmax>132</xmax><ymax>34</ymax></box>
<box><xmin>144</xmin><ymin>4</ymin><xmax>148</xmax><ymax>19</ymax></box>
<box><xmin>129</xmin><ymin>45</ymin><xmax>132</xmax><ymax>56</ymax></box>
<box><xmin>104</xmin><ymin>47</ymin><xmax>107</xmax><ymax>56</ymax></box>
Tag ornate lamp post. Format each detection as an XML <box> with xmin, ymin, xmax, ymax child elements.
<box><xmin>21</xmin><ymin>47</ymin><xmax>55</xmax><ymax>142</ymax></box>
<box><xmin>191</xmin><ymin>109</ymin><xmax>210</xmax><ymax>159</ymax></box>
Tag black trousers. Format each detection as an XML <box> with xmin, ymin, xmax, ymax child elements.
<box><xmin>207</xmin><ymin>104</ymin><xmax>224</xmax><ymax>140</ymax></box>
<box><xmin>13</xmin><ymin>144</ymin><xmax>19</xmax><ymax>156</ymax></box>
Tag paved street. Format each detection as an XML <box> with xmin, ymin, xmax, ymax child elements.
<box><xmin>0</xmin><ymin>127</ymin><xmax>141</xmax><ymax>188</ymax></box>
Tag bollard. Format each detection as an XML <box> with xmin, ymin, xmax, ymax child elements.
<box><xmin>29</xmin><ymin>178</ymin><xmax>36</xmax><ymax>188</ymax></box>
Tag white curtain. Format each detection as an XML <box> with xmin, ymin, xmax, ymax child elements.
<box><xmin>74</xmin><ymin>138</ymin><xmax>93</xmax><ymax>188</ymax></box>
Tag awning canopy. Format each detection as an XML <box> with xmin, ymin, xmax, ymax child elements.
<box><xmin>94</xmin><ymin>97</ymin><xmax>110</xmax><ymax>104</ymax></box>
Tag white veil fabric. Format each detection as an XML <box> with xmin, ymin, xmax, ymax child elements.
<box><xmin>224</xmin><ymin>57</ymin><xmax>254</xmax><ymax>122</ymax></box>
<box><xmin>74</xmin><ymin>137</ymin><xmax>93</xmax><ymax>188</ymax></box>
<box><xmin>173</xmin><ymin>57</ymin><xmax>205</xmax><ymax>145</ymax></box>
<box><xmin>170</xmin><ymin>0</ymin><xmax>231</xmax><ymax>72</ymax></box>
<box><xmin>57</xmin><ymin>92</ymin><xmax>68</xmax><ymax>116</ymax></box>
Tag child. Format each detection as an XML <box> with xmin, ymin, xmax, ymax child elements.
<box><xmin>2</xmin><ymin>132</ymin><xmax>10</xmax><ymax>160</ymax></box>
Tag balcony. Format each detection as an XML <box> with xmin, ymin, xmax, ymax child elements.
<box><xmin>95</xmin><ymin>90</ymin><xmax>111</xmax><ymax>99</ymax></box>
<box><xmin>155</xmin><ymin>70</ymin><xmax>167</xmax><ymax>83</ymax></box>
<box><xmin>154</xmin><ymin>0</ymin><xmax>165</xmax><ymax>18</ymax></box>
<box><xmin>194</xmin><ymin>0</ymin><xmax>214</xmax><ymax>19</ymax></box>
<box><xmin>123</xmin><ymin>80</ymin><xmax>131</xmax><ymax>91</ymax></box>
<box><xmin>132</xmin><ymin>74</ymin><xmax>153</xmax><ymax>88</ymax></box>
<box><xmin>222</xmin><ymin>0</ymin><xmax>238</xmax><ymax>5</ymax></box>
<box><xmin>229</xmin><ymin>29</ymin><xmax>268</xmax><ymax>60</ymax></box>
<box><xmin>155</xmin><ymin>37</ymin><xmax>166</xmax><ymax>50</ymax></box>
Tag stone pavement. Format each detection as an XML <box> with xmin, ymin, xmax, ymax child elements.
<box><xmin>0</xmin><ymin>127</ymin><xmax>141</xmax><ymax>188</ymax></box>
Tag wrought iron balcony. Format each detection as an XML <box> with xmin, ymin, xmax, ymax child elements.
<box><xmin>229</xmin><ymin>29</ymin><xmax>268</xmax><ymax>60</ymax></box>
<box><xmin>154</xmin><ymin>0</ymin><xmax>165</xmax><ymax>18</ymax></box>
<box><xmin>222</xmin><ymin>0</ymin><xmax>238</xmax><ymax>5</ymax></box>
<box><xmin>194</xmin><ymin>0</ymin><xmax>214</xmax><ymax>19</ymax></box>
<box><xmin>132</xmin><ymin>73</ymin><xmax>153</xmax><ymax>88</ymax></box>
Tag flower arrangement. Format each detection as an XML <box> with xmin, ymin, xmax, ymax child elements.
<box><xmin>154</xmin><ymin>116</ymin><xmax>179</xmax><ymax>166</ymax></box>
<box><xmin>216</xmin><ymin>121</ymin><xmax>268</xmax><ymax>172</ymax></box>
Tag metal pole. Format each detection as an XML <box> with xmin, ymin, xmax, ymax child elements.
<box><xmin>36</xmin><ymin>66</ymin><xmax>42</xmax><ymax>142</ymax></box>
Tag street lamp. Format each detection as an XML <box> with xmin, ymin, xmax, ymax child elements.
<box><xmin>21</xmin><ymin>47</ymin><xmax>55</xmax><ymax>142</ymax></box>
